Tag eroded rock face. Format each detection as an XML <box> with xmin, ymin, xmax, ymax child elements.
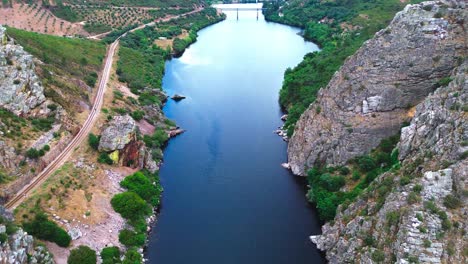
<box><xmin>288</xmin><ymin>1</ymin><xmax>467</xmax><ymax>175</ymax></box>
<box><xmin>98</xmin><ymin>115</ymin><xmax>158</xmax><ymax>172</ymax></box>
<box><xmin>0</xmin><ymin>225</ymin><xmax>54</xmax><ymax>264</ymax></box>
<box><xmin>0</xmin><ymin>26</ymin><xmax>45</xmax><ymax>115</ymax></box>
<box><xmin>98</xmin><ymin>115</ymin><xmax>137</xmax><ymax>152</ymax></box>
<box><xmin>310</xmin><ymin>60</ymin><xmax>467</xmax><ymax>263</ymax></box>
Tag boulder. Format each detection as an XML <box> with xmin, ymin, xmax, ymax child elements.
<box><xmin>98</xmin><ymin>115</ymin><xmax>137</xmax><ymax>152</ymax></box>
<box><xmin>171</xmin><ymin>94</ymin><xmax>186</xmax><ymax>101</ymax></box>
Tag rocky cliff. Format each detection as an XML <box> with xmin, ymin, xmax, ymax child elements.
<box><xmin>0</xmin><ymin>26</ymin><xmax>45</xmax><ymax>116</ymax></box>
<box><xmin>310</xmin><ymin>58</ymin><xmax>467</xmax><ymax>264</ymax></box>
<box><xmin>296</xmin><ymin>1</ymin><xmax>468</xmax><ymax>263</ymax></box>
<box><xmin>0</xmin><ymin>225</ymin><xmax>54</xmax><ymax>264</ymax></box>
<box><xmin>287</xmin><ymin>0</ymin><xmax>467</xmax><ymax>176</ymax></box>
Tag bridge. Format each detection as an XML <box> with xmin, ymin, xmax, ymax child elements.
<box><xmin>214</xmin><ymin>4</ymin><xmax>267</xmax><ymax>20</ymax></box>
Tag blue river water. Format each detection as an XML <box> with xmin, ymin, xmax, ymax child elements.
<box><xmin>146</xmin><ymin>4</ymin><xmax>325</xmax><ymax>264</ymax></box>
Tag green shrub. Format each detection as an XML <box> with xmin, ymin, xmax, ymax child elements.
<box><xmin>143</xmin><ymin>128</ymin><xmax>168</xmax><ymax>149</ymax></box>
<box><xmin>130</xmin><ymin>110</ymin><xmax>145</xmax><ymax>121</ymax></box>
<box><xmin>423</xmin><ymin>239</ymin><xmax>431</xmax><ymax>248</ymax></box>
<box><xmin>400</xmin><ymin>176</ymin><xmax>411</xmax><ymax>186</ymax></box>
<box><xmin>26</xmin><ymin>148</ymin><xmax>40</xmax><ymax>159</ymax></box>
<box><xmin>42</xmin><ymin>145</ymin><xmax>50</xmax><ymax>152</ymax></box>
<box><xmin>101</xmin><ymin>247</ymin><xmax>121</xmax><ymax>264</ymax></box>
<box><xmin>120</xmin><ymin>171</ymin><xmax>162</xmax><ymax>206</ymax></box>
<box><xmin>357</xmin><ymin>155</ymin><xmax>377</xmax><ymax>172</ymax></box>
<box><xmin>68</xmin><ymin>246</ymin><xmax>96</xmax><ymax>264</ymax></box>
<box><xmin>88</xmin><ymin>133</ymin><xmax>100</xmax><ymax>151</ymax></box>
<box><xmin>0</xmin><ymin>233</ymin><xmax>8</xmax><ymax>243</ymax></box>
<box><xmin>371</xmin><ymin>250</ymin><xmax>385</xmax><ymax>262</ymax></box>
<box><xmin>111</xmin><ymin>192</ymin><xmax>151</xmax><ymax>221</ymax></box>
<box><xmin>31</xmin><ymin>118</ymin><xmax>55</xmax><ymax>131</ymax></box>
<box><xmin>98</xmin><ymin>153</ymin><xmax>113</xmax><ymax>165</ymax></box>
<box><xmin>363</xmin><ymin>234</ymin><xmax>375</xmax><ymax>246</ymax></box>
<box><xmin>23</xmin><ymin>213</ymin><xmax>71</xmax><ymax>247</ymax></box>
<box><xmin>118</xmin><ymin>229</ymin><xmax>145</xmax><ymax>247</ymax></box>
<box><xmin>443</xmin><ymin>194</ymin><xmax>461</xmax><ymax>209</ymax></box>
<box><xmin>123</xmin><ymin>249</ymin><xmax>142</xmax><ymax>264</ymax></box>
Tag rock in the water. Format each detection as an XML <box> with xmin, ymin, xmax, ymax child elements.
<box><xmin>171</xmin><ymin>94</ymin><xmax>186</xmax><ymax>101</ymax></box>
<box><xmin>98</xmin><ymin>115</ymin><xmax>137</xmax><ymax>152</ymax></box>
<box><xmin>0</xmin><ymin>26</ymin><xmax>45</xmax><ymax>115</ymax></box>
<box><xmin>287</xmin><ymin>1</ymin><xmax>467</xmax><ymax>175</ymax></box>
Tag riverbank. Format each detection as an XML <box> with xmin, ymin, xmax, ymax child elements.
<box><xmin>106</xmin><ymin>7</ymin><xmax>226</xmax><ymax>263</ymax></box>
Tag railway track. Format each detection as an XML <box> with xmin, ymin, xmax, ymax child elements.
<box><xmin>5</xmin><ymin>8</ymin><xmax>206</xmax><ymax>210</ymax></box>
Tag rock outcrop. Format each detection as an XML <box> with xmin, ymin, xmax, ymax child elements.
<box><xmin>0</xmin><ymin>225</ymin><xmax>54</xmax><ymax>264</ymax></box>
<box><xmin>288</xmin><ymin>1</ymin><xmax>467</xmax><ymax>175</ymax></box>
<box><xmin>0</xmin><ymin>26</ymin><xmax>45</xmax><ymax>116</ymax></box>
<box><xmin>98</xmin><ymin>115</ymin><xmax>138</xmax><ymax>152</ymax></box>
<box><xmin>310</xmin><ymin>59</ymin><xmax>467</xmax><ymax>263</ymax></box>
<box><xmin>99</xmin><ymin>115</ymin><xmax>157</xmax><ymax>172</ymax></box>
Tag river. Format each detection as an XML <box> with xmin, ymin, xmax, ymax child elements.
<box><xmin>146</xmin><ymin>4</ymin><xmax>324</xmax><ymax>263</ymax></box>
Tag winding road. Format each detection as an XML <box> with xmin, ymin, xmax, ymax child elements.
<box><xmin>5</xmin><ymin>8</ymin><xmax>204</xmax><ymax>210</ymax></box>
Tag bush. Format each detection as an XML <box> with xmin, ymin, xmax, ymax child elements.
<box><xmin>143</xmin><ymin>128</ymin><xmax>168</xmax><ymax>149</ymax></box>
<box><xmin>42</xmin><ymin>145</ymin><xmax>50</xmax><ymax>151</ymax></box>
<box><xmin>357</xmin><ymin>155</ymin><xmax>377</xmax><ymax>172</ymax></box>
<box><xmin>0</xmin><ymin>233</ymin><xmax>8</xmax><ymax>243</ymax></box>
<box><xmin>123</xmin><ymin>249</ymin><xmax>142</xmax><ymax>264</ymax></box>
<box><xmin>119</xmin><ymin>229</ymin><xmax>145</xmax><ymax>247</ymax></box>
<box><xmin>88</xmin><ymin>133</ymin><xmax>100</xmax><ymax>150</ymax></box>
<box><xmin>371</xmin><ymin>250</ymin><xmax>385</xmax><ymax>262</ymax></box>
<box><xmin>68</xmin><ymin>246</ymin><xmax>96</xmax><ymax>264</ymax></box>
<box><xmin>26</xmin><ymin>148</ymin><xmax>40</xmax><ymax>159</ymax></box>
<box><xmin>130</xmin><ymin>110</ymin><xmax>145</xmax><ymax>121</ymax></box>
<box><xmin>23</xmin><ymin>213</ymin><xmax>71</xmax><ymax>247</ymax></box>
<box><xmin>98</xmin><ymin>153</ymin><xmax>113</xmax><ymax>165</ymax></box>
<box><xmin>101</xmin><ymin>246</ymin><xmax>121</xmax><ymax>264</ymax></box>
<box><xmin>120</xmin><ymin>171</ymin><xmax>161</xmax><ymax>206</ymax></box>
<box><xmin>443</xmin><ymin>194</ymin><xmax>461</xmax><ymax>209</ymax></box>
<box><xmin>111</xmin><ymin>192</ymin><xmax>151</xmax><ymax>221</ymax></box>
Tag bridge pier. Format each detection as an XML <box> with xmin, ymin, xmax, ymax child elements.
<box><xmin>256</xmin><ymin>9</ymin><xmax>258</xmax><ymax>20</ymax></box>
<box><xmin>237</xmin><ymin>8</ymin><xmax>239</xmax><ymax>20</ymax></box>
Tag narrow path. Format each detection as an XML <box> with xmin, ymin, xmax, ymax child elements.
<box><xmin>5</xmin><ymin>7</ymin><xmax>206</xmax><ymax>210</ymax></box>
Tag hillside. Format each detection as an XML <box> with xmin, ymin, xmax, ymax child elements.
<box><xmin>0</xmin><ymin>0</ymin><xmax>205</xmax><ymax>36</ymax></box>
<box><xmin>276</xmin><ymin>0</ymin><xmax>467</xmax><ymax>263</ymax></box>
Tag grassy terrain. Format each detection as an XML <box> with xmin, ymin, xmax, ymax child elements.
<box><xmin>263</xmin><ymin>0</ymin><xmax>424</xmax><ymax>135</ymax></box>
<box><xmin>6</xmin><ymin>27</ymin><xmax>106</xmax><ymax>113</ymax></box>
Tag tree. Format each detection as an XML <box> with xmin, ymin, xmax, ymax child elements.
<box><xmin>22</xmin><ymin>213</ymin><xmax>71</xmax><ymax>247</ymax></box>
<box><xmin>120</xmin><ymin>171</ymin><xmax>161</xmax><ymax>206</ymax></box>
<box><xmin>26</xmin><ymin>148</ymin><xmax>40</xmax><ymax>159</ymax></box>
<box><xmin>68</xmin><ymin>246</ymin><xmax>97</xmax><ymax>264</ymax></box>
<box><xmin>118</xmin><ymin>229</ymin><xmax>145</xmax><ymax>247</ymax></box>
<box><xmin>123</xmin><ymin>249</ymin><xmax>142</xmax><ymax>264</ymax></box>
<box><xmin>101</xmin><ymin>247</ymin><xmax>121</xmax><ymax>264</ymax></box>
<box><xmin>111</xmin><ymin>192</ymin><xmax>150</xmax><ymax>221</ymax></box>
<box><xmin>88</xmin><ymin>133</ymin><xmax>100</xmax><ymax>150</ymax></box>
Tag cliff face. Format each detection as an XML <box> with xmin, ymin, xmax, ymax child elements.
<box><xmin>0</xmin><ymin>225</ymin><xmax>54</xmax><ymax>264</ymax></box>
<box><xmin>310</xmin><ymin>58</ymin><xmax>467</xmax><ymax>264</ymax></box>
<box><xmin>287</xmin><ymin>0</ymin><xmax>467</xmax><ymax>176</ymax></box>
<box><xmin>0</xmin><ymin>26</ymin><xmax>45</xmax><ymax>116</ymax></box>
